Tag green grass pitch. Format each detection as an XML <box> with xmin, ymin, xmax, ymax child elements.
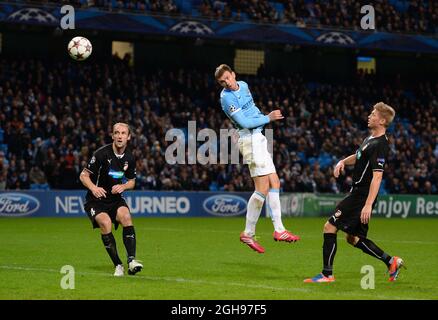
<box><xmin>0</xmin><ymin>217</ymin><xmax>437</xmax><ymax>300</ymax></box>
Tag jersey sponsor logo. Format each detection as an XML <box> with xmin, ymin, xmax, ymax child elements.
<box><xmin>202</xmin><ymin>194</ymin><xmax>247</xmax><ymax>217</ymax></box>
<box><xmin>0</xmin><ymin>193</ymin><xmax>40</xmax><ymax>217</ymax></box>
<box><xmin>242</xmin><ymin>99</ymin><xmax>254</xmax><ymax>109</ymax></box>
<box><xmin>108</xmin><ymin>169</ymin><xmax>125</xmax><ymax>179</ymax></box>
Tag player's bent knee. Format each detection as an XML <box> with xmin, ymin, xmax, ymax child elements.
<box><xmin>253</xmin><ymin>176</ymin><xmax>270</xmax><ymax>196</ymax></box>
<box><xmin>96</xmin><ymin>214</ymin><xmax>112</xmax><ymax>232</ymax></box>
<box><xmin>257</xmin><ymin>188</ymin><xmax>269</xmax><ymax>196</ymax></box>
<box><xmin>270</xmin><ymin>182</ymin><xmax>280</xmax><ymax>190</ymax></box>
<box><xmin>117</xmin><ymin>209</ymin><xmax>132</xmax><ymax>226</ymax></box>
<box><xmin>346</xmin><ymin>234</ymin><xmax>358</xmax><ymax>245</ymax></box>
<box><xmin>121</xmin><ymin>216</ymin><xmax>132</xmax><ymax>226</ymax></box>
<box><xmin>323</xmin><ymin>222</ymin><xmax>337</xmax><ymax>233</ymax></box>
<box><xmin>255</xmin><ymin>182</ymin><xmax>269</xmax><ymax>194</ymax></box>
<box><xmin>254</xmin><ymin>185</ymin><xmax>269</xmax><ymax>196</ymax></box>
<box><xmin>268</xmin><ymin>174</ymin><xmax>280</xmax><ymax>189</ymax></box>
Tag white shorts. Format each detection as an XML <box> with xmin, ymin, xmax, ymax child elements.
<box><xmin>238</xmin><ymin>132</ymin><xmax>276</xmax><ymax>178</ymax></box>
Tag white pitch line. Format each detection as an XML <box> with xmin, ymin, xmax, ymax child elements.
<box><xmin>136</xmin><ymin>226</ymin><xmax>438</xmax><ymax>245</ymax></box>
<box><xmin>0</xmin><ymin>265</ymin><xmax>426</xmax><ymax>300</ymax></box>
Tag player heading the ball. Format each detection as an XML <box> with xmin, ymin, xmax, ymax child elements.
<box><xmin>215</xmin><ymin>64</ymin><xmax>300</xmax><ymax>254</ymax></box>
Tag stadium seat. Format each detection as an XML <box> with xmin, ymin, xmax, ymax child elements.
<box><xmin>176</xmin><ymin>0</ymin><xmax>192</xmax><ymax>14</ymax></box>
<box><xmin>190</xmin><ymin>8</ymin><xmax>200</xmax><ymax>17</ymax></box>
<box><xmin>379</xmin><ymin>180</ymin><xmax>388</xmax><ymax>195</ymax></box>
<box><xmin>30</xmin><ymin>183</ymin><xmax>50</xmax><ymax>190</ymax></box>
<box><xmin>271</xmin><ymin>2</ymin><xmax>284</xmax><ymax>16</ymax></box>
<box><xmin>209</xmin><ymin>182</ymin><xmax>218</xmax><ymax>191</ymax></box>
<box><xmin>318</xmin><ymin>153</ymin><xmax>333</xmax><ymax>169</ymax></box>
<box><xmin>0</xmin><ymin>144</ymin><xmax>7</xmax><ymax>154</ymax></box>
<box><xmin>390</xmin><ymin>0</ymin><xmax>409</xmax><ymax>13</ymax></box>
<box><xmin>308</xmin><ymin>157</ymin><xmax>316</xmax><ymax>166</ymax></box>
<box><xmin>297</xmin><ymin>152</ymin><xmax>307</xmax><ymax>162</ymax></box>
<box><xmin>240</xmin><ymin>12</ymin><xmax>249</xmax><ymax>21</ymax></box>
<box><xmin>328</xmin><ymin>119</ymin><xmax>341</xmax><ymax>128</ymax></box>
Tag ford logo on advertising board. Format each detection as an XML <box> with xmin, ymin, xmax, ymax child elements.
<box><xmin>203</xmin><ymin>195</ymin><xmax>247</xmax><ymax>217</ymax></box>
<box><xmin>0</xmin><ymin>193</ymin><xmax>40</xmax><ymax>217</ymax></box>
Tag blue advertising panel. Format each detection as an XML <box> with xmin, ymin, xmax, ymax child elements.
<box><xmin>0</xmin><ymin>191</ymin><xmax>251</xmax><ymax>218</ymax></box>
<box><xmin>0</xmin><ymin>3</ymin><xmax>437</xmax><ymax>54</ymax></box>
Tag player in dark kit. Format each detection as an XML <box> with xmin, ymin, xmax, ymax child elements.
<box><xmin>80</xmin><ymin>123</ymin><xmax>143</xmax><ymax>277</ymax></box>
<box><xmin>304</xmin><ymin>102</ymin><xmax>405</xmax><ymax>283</ymax></box>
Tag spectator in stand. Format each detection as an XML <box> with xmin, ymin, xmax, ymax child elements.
<box><xmin>29</xmin><ymin>165</ymin><xmax>48</xmax><ymax>186</ymax></box>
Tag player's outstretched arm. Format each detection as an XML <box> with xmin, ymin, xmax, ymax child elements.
<box><xmin>80</xmin><ymin>169</ymin><xmax>107</xmax><ymax>198</ymax></box>
<box><xmin>334</xmin><ymin>154</ymin><xmax>356</xmax><ymax>178</ymax></box>
<box><xmin>268</xmin><ymin>110</ymin><xmax>284</xmax><ymax>122</ymax></box>
<box><xmin>230</xmin><ymin>110</ymin><xmax>270</xmax><ymax>129</ymax></box>
<box><xmin>221</xmin><ymin>94</ymin><xmax>283</xmax><ymax>129</ymax></box>
<box><xmin>229</xmin><ymin>109</ymin><xmax>284</xmax><ymax>130</ymax></box>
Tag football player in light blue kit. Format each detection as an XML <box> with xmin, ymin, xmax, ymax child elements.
<box><xmin>215</xmin><ymin>64</ymin><xmax>300</xmax><ymax>253</ymax></box>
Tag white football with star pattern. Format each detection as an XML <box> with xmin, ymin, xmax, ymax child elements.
<box><xmin>68</xmin><ymin>36</ymin><xmax>92</xmax><ymax>61</ymax></box>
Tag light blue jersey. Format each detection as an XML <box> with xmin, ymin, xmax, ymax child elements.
<box><xmin>220</xmin><ymin>81</ymin><xmax>269</xmax><ymax>137</ymax></box>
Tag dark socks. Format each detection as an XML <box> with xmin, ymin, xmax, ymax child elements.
<box><xmin>101</xmin><ymin>232</ymin><xmax>123</xmax><ymax>266</ymax></box>
<box><xmin>355</xmin><ymin>238</ymin><xmax>391</xmax><ymax>267</ymax></box>
<box><xmin>322</xmin><ymin>233</ymin><xmax>337</xmax><ymax>277</ymax></box>
<box><xmin>123</xmin><ymin>226</ymin><xmax>136</xmax><ymax>263</ymax></box>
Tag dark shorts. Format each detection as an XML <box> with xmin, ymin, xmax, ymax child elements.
<box><xmin>84</xmin><ymin>198</ymin><xmax>130</xmax><ymax>230</ymax></box>
<box><xmin>328</xmin><ymin>191</ymin><xmax>377</xmax><ymax>238</ymax></box>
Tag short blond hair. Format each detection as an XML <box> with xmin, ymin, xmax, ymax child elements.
<box><xmin>373</xmin><ymin>102</ymin><xmax>395</xmax><ymax>128</ymax></box>
<box><xmin>112</xmin><ymin>122</ymin><xmax>131</xmax><ymax>135</ymax></box>
<box><xmin>214</xmin><ymin>64</ymin><xmax>233</xmax><ymax>80</ymax></box>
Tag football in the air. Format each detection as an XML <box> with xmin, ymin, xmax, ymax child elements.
<box><xmin>67</xmin><ymin>36</ymin><xmax>92</xmax><ymax>61</ymax></box>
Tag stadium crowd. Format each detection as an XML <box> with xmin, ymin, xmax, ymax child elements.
<box><xmin>207</xmin><ymin>0</ymin><xmax>438</xmax><ymax>35</ymax></box>
<box><xmin>23</xmin><ymin>0</ymin><xmax>180</xmax><ymax>15</ymax></box>
<box><xmin>0</xmin><ymin>56</ymin><xmax>436</xmax><ymax>194</ymax></box>
<box><xmin>17</xmin><ymin>0</ymin><xmax>438</xmax><ymax>35</ymax></box>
